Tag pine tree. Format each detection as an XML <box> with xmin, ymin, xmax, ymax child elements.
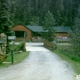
<box><xmin>42</xmin><ymin>11</ymin><xmax>56</xmax><ymax>41</ymax></box>
<box><xmin>43</xmin><ymin>11</ymin><xmax>56</xmax><ymax>29</ymax></box>
<box><xmin>29</xmin><ymin>16</ymin><xmax>39</xmax><ymax>25</ymax></box>
<box><xmin>0</xmin><ymin>0</ymin><xmax>12</xmax><ymax>54</ymax></box>
<box><xmin>0</xmin><ymin>0</ymin><xmax>12</xmax><ymax>34</ymax></box>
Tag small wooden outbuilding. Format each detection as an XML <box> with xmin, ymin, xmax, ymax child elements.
<box><xmin>12</xmin><ymin>25</ymin><xmax>32</xmax><ymax>41</ymax></box>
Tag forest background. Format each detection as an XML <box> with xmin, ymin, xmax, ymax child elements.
<box><xmin>0</xmin><ymin>0</ymin><xmax>80</xmax><ymax>27</ymax></box>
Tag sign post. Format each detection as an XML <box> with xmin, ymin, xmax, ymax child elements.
<box><xmin>11</xmin><ymin>50</ymin><xmax>14</xmax><ymax>64</ymax></box>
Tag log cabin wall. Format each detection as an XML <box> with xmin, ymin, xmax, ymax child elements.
<box><xmin>12</xmin><ymin>25</ymin><xmax>32</xmax><ymax>41</ymax></box>
<box><xmin>56</xmin><ymin>32</ymin><xmax>69</xmax><ymax>37</ymax></box>
<box><xmin>12</xmin><ymin>25</ymin><xmax>70</xmax><ymax>41</ymax></box>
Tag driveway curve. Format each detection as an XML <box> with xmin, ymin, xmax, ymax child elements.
<box><xmin>0</xmin><ymin>43</ymin><xmax>75</xmax><ymax>80</ymax></box>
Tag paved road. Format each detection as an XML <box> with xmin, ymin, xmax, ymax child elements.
<box><xmin>0</xmin><ymin>43</ymin><xmax>75</xmax><ymax>80</ymax></box>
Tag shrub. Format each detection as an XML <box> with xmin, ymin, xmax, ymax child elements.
<box><xmin>0</xmin><ymin>54</ymin><xmax>6</xmax><ymax>63</ymax></box>
<box><xmin>11</xmin><ymin>41</ymin><xmax>26</xmax><ymax>51</ymax></box>
<box><xmin>0</xmin><ymin>60</ymin><xmax>2</xmax><ymax>64</ymax></box>
<box><xmin>56</xmin><ymin>44</ymin><xmax>80</xmax><ymax>62</ymax></box>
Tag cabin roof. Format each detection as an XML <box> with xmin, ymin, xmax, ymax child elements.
<box><xmin>26</xmin><ymin>26</ymin><xmax>45</xmax><ymax>32</ymax></box>
<box><xmin>54</xmin><ymin>27</ymin><xmax>71</xmax><ymax>32</ymax></box>
<box><xmin>26</xmin><ymin>26</ymin><xmax>71</xmax><ymax>33</ymax></box>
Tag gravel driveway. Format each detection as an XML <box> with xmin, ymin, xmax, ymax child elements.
<box><xmin>0</xmin><ymin>43</ymin><xmax>75</xmax><ymax>80</ymax></box>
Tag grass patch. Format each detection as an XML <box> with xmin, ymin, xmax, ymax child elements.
<box><xmin>0</xmin><ymin>51</ymin><xmax>29</xmax><ymax>67</ymax></box>
<box><xmin>54</xmin><ymin>50</ymin><xmax>80</xmax><ymax>74</ymax></box>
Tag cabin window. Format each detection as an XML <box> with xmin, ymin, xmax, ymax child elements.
<box><xmin>15</xmin><ymin>31</ymin><xmax>27</xmax><ymax>38</ymax></box>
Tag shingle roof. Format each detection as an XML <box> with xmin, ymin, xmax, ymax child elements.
<box><xmin>26</xmin><ymin>26</ymin><xmax>45</xmax><ymax>32</ymax></box>
<box><xmin>54</xmin><ymin>27</ymin><xmax>71</xmax><ymax>32</ymax></box>
<box><xmin>26</xmin><ymin>26</ymin><xmax>71</xmax><ymax>33</ymax></box>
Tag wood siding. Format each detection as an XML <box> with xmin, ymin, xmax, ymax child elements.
<box><xmin>12</xmin><ymin>25</ymin><xmax>32</xmax><ymax>40</ymax></box>
<box><xmin>12</xmin><ymin>25</ymin><xmax>70</xmax><ymax>41</ymax></box>
<box><xmin>56</xmin><ymin>32</ymin><xmax>69</xmax><ymax>37</ymax></box>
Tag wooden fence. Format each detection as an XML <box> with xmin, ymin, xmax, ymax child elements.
<box><xmin>44</xmin><ymin>41</ymin><xmax>56</xmax><ymax>50</ymax></box>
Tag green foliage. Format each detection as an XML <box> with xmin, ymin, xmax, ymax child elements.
<box><xmin>60</xmin><ymin>50</ymin><xmax>80</xmax><ymax>62</ymax></box>
<box><xmin>56</xmin><ymin>44</ymin><xmax>80</xmax><ymax>62</ymax></box>
<box><xmin>0</xmin><ymin>54</ymin><xmax>6</xmax><ymax>62</ymax></box>
<box><xmin>11</xmin><ymin>41</ymin><xmax>25</xmax><ymax>51</ymax></box>
<box><xmin>2</xmin><ymin>0</ymin><xmax>80</xmax><ymax>27</ymax></box>
<box><xmin>42</xmin><ymin>11</ymin><xmax>56</xmax><ymax>41</ymax></box>
<box><xmin>43</xmin><ymin>11</ymin><xmax>56</xmax><ymax>29</ymax></box>
<box><xmin>0</xmin><ymin>52</ymin><xmax>29</xmax><ymax>67</ymax></box>
<box><xmin>70</xmin><ymin>8</ymin><xmax>80</xmax><ymax>56</ymax></box>
<box><xmin>0</xmin><ymin>0</ymin><xmax>13</xmax><ymax>54</ymax></box>
<box><xmin>0</xmin><ymin>60</ymin><xmax>2</xmax><ymax>65</ymax></box>
<box><xmin>54</xmin><ymin>44</ymin><xmax>80</xmax><ymax>73</ymax></box>
<box><xmin>42</xmin><ymin>28</ymin><xmax>56</xmax><ymax>42</ymax></box>
<box><xmin>5</xmin><ymin>52</ymin><xmax>29</xmax><ymax>64</ymax></box>
<box><xmin>29</xmin><ymin>16</ymin><xmax>39</xmax><ymax>25</ymax></box>
<box><xmin>0</xmin><ymin>0</ymin><xmax>12</xmax><ymax>33</ymax></box>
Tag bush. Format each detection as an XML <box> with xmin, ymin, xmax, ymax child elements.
<box><xmin>56</xmin><ymin>45</ymin><xmax>80</xmax><ymax>62</ymax></box>
<box><xmin>0</xmin><ymin>54</ymin><xmax>6</xmax><ymax>63</ymax></box>
<box><xmin>11</xmin><ymin>41</ymin><xmax>26</xmax><ymax>51</ymax></box>
<box><xmin>0</xmin><ymin>60</ymin><xmax>2</xmax><ymax>64</ymax></box>
<box><xmin>67</xmin><ymin>53</ymin><xmax>80</xmax><ymax>62</ymax></box>
<box><xmin>66</xmin><ymin>52</ymin><xmax>78</xmax><ymax>61</ymax></box>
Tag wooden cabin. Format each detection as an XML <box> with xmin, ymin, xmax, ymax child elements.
<box><xmin>12</xmin><ymin>25</ymin><xmax>71</xmax><ymax>41</ymax></box>
<box><xmin>12</xmin><ymin>25</ymin><xmax>32</xmax><ymax>41</ymax></box>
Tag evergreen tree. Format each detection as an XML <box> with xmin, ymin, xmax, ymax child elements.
<box><xmin>43</xmin><ymin>11</ymin><xmax>56</xmax><ymax>29</ymax></box>
<box><xmin>70</xmin><ymin>6</ymin><xmax>80</xmax><ymax>56</ymax></box>
<box><xmin>29</xmin><ymin>16</ymin><xmax>39</xmax><ymax>25</ymax></box>
<box><xmin>42</xmin><ymin>11</ymin><xmax>56</xmax><ymax>41</ymax></box>
<box><xmin>0</xmin><ymin>0</ymin><xmax>12</xmax><ymax>54</ymax></box>
<box><xmin>5</xmin><ymin>0</ymin><xmax>80</xmax><ymax>27</ymax></box>
<box><xmin>0</xmin><ymin>0</ymin><xmax>12</xmax><ymax>34</ymax></box>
